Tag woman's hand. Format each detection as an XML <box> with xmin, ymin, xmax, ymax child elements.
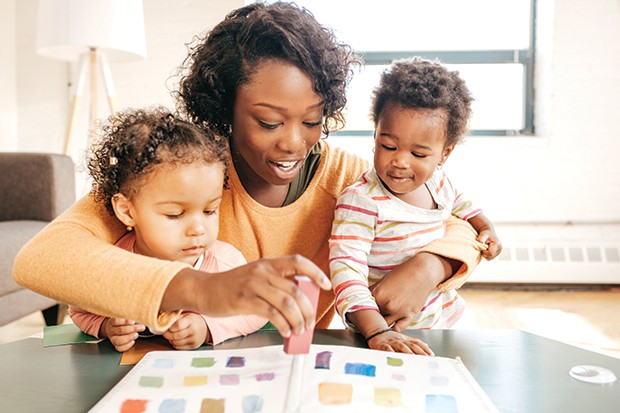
<box><xmin>100</xmin><ymin>318</ymin><xmax>146</xmax><ymax>352</ymax></box>
<box><xmin>370</xmin><ymin>252</ymin><xmax>458</xmax><ymax>332</ymax></box>
<box><xmin>163</xmin><ymin>312</ymin><xmax>209</xmax><ymax>350</ymax></box>
<box><xmin>162</xmin><ymin>255</ymin><xmax>331</xmax><ymax>340</ymax></box>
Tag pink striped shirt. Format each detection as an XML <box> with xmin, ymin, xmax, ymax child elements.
<box><xmin>329</xmin><ymin>168</ymin><xmax>480</xmax><ymax>329</ymax></box>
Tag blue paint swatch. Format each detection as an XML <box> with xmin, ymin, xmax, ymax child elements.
<box><xmin>242</xmin><ymin>395</ymin><xmax>264</xmax><ymax>413</ymax></box>
<box><xmin>158</xmin><ymin>398</ymin><xmax>186</xmax><ymax>413</ymax></box>
<box><xmin>226</xmin><ymin>356</ymin><xmax>245</xmax><ymax>368</ymax></box>
<box><xmin>429</xmin><ymin>375</ymin><xmax>450</xmax><ymax>386</ymax></box>
<box><xmin>315</xmin><ymin>351</ymin><xmax>332</xmax><ymax>369</ymax></box>
<box><xmin>344</xmin><ymin>362</ymin><xmax>376</xmax><ymax>377</ymax></box>
<box><xmin>153</xmin><ymin>358</ymin><xmax>174</xmax><ymax>369</ymax></box>
<box><xmin>426</xmin><ymin>394</ymin><xmax>458</xmax><ymax>413</ymax></box>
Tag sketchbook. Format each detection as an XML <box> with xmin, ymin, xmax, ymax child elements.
<box><xmin>89</xmin><ymin>344</ymin><xmax>498</xmax><ymax>413</ymax></box>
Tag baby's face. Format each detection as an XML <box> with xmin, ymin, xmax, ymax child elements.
<box><xmin>373</xmin><ymin>104</ymin><xmax>452</xmax><ymax>203</ymax></box>
<box><xmin>128</xmin><ymin>162</ymin><xmax>224</xmax><ymax>266</ymax></box>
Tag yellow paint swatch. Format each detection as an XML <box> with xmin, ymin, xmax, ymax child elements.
<box><xmin>184</xmin><ymin>375</ymin><xmax>208</xmax><ymax>386</ymax></box>
<box><xmin>318</xmin><ymin>382</ymin><xmax>352</xmax><ymax>405</ymax></box>
<box><xmin>374</xmin><ymin>387</ymin><xmax>403</xmax><ymax>407</ymax></box>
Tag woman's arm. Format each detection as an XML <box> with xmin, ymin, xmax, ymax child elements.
<box><xmin>370</xmin><ymin>216</ymin><xmax>484</xmax><ymax>331</ymax></box>
<box><xmin>14</xmin><ymin>196</ymin><xmax>331</xmax><ymax>336</ymax></box>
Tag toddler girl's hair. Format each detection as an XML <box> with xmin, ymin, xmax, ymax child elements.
<box><xmin>370</xmin><ymin>57</ymin><xmax>473</xmax><ymax>147</ymax></box>
<box><xmin>88</xmin><ymin>106</ymin><xmax>229</xmax><ymax>215</ymax></box>
<box><xmin>177</xmin><ymin>1</ymin><xmax>360</xmax><ymax>138</ymax></box>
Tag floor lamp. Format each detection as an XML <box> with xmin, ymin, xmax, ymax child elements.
<box><xmin>36</xmin><ymin>0</ymin><xmax>147</xmax><ymax>155</ymax></box>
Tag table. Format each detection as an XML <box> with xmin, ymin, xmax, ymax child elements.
<box><xmin>1</xmin><ymin>329</ymin><xmax>619</xmax><ymax>413</ymax></box>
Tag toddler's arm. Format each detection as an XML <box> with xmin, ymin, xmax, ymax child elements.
<box><xmin>467</xmin><ymin>213</ymin><xmax>502</xmax><ymax>260</ymax></box>
<box><xmin>347</xmin><ymin>309</ymin><xmax>433</xmax><ymax>356</ymax></box>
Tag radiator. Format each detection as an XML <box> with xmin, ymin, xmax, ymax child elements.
<box><xmin>467</xmin><ymin>224</ymin><xmax>620</xmax><ymax>284</ymax></box>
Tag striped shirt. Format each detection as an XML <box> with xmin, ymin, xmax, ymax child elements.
<box><xmin>329</xmin><ymin>167</ymin><xmax>481</xmax><ymax>329</ymax></box>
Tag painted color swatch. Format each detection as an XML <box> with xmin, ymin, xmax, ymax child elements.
<box><xmin>192</xmin><ymin>357</ymin><xmax>216</xmax><ymax>368</ymax></box>
<box><xmin>315</xmin><ymin>351</ymin><xmax>332</xmax><ymax>369</ymax></box>
<box><xmin>344</xmin><ymin>362</ymin><xmax>376</xmax><ymax>377</ymax></box>
<box><xmin>226</xmin><ymin>356</ymin><xmax>245</xmax><ymax>368</ymax></box>
<box><xmin>392</xmin><ymin>373</ymin><xmax>406</xmax><ymax>381</ymax></box>
<box><xmin>426</xmin><ymin>394</ymin><xmax>459</xmax><ymax>413</ymax></box>
<box><xmin>139</xmin><ymin>376</ymin><xmax>163</xmax><ymax>388</ymax></box>
<box><xmin>318</xmin><ymin>382</ymin><xmax>353</xmax><ymax>405</ymax></box>
<box><xmin>120</xmin><ymin>399</ymin><xmax>148</xmax><ymax>413</ymax></box>
<box><xmin>430</xmin><ymin>375</ymin><xmax>450</xmax><ymax>386</ymax></box>
<box><xmin>200</xmin><ymin>398</ymin><xmax>224</xmax><ymax>413</ymax></box>
<box><xmin>374</xmin><ymin>388</ymin><xmax>403</xmax><ymax>407</ymax></box>
<box><xmin>158</xmin><ymin>398</ymin><xmax>185</xmax><ymax>413</ymax></box>
<box><xmin>153</xmin><ymin>359</ymin><xmax>174</xmax><ymax>369</ymax></box>
<box><xmin>183</xmin><ymin>375</ymin><xmax>208</xmax><ymax>386</ymax></box>
<box><xmin>387</xmin><ymin>357</ymin><xmax>404</xmax><ymax>367</ymax></box>
<box><xmin>219</xmin><ymin>374</ymin><xmax>240</xmax><ymax>385</ymax></box>
<box><xmin>242</xmin><ymin>395</ymin><xmax>264</xmax><ymax>413</ymax></box>
<box><xmin>255</xmin><ymin>372</ymin><xmax>275</xmax><ymax>382</ymax></box>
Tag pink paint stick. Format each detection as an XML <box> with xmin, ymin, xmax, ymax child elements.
<box><xmin>283</xmin><ymin>275</ymin><xmax>320</xmax><ymax>355</ymax></box>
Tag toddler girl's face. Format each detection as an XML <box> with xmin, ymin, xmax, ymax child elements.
<box><xmin>373</xmin><ymin>104</ymin><xmax>453</xmax><ymax>202</ymax></box>
<box><xmin>126</xmin><ymin>162</ymin><xmax>224</xmax><ymax>266</ymax></box>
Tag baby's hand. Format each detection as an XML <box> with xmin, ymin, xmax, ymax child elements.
<box><xmin>101</xmin><ymin>318</ymin><xmax>146</xmax><ymax>352</ymax></box>
<box><xmin>163</xmin><ymin>312</ymin><xmax>209</xmax><ymax>350</ymax></box>
<box><xmin>477</xmin><ymin>229</ymin><xmax>502</xmax><ymax>260</ymax></box>
<box><xmin>367</xmin><ymin>330</ymin><xmax>434</xmax><ymax>356</ymax></box>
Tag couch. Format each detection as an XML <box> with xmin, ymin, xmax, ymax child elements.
<box><xmin>0</xmin><ymin>152</ymin><xmax>75</xmax><ymax>326</ymax></box>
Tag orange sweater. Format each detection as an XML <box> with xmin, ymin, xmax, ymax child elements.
<box><xmin>14</xmin><ymin>141</ymin><xmax>481</xmax><ymax>331</ymax></box>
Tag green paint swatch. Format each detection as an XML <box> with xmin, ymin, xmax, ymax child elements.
<box><xmin>139</xmin><ymin>376</ymin><xmax>163</xmax><ymax>388</ymax></box>
<box><xmin>387</xmin><ymin>357</ymin><xmax>404</xmax><ymax>367</ymax></box>
<box><xmin>192</xmin><ymin>357</ymin><xmax>217</xmax><ymax>368</ymax></box>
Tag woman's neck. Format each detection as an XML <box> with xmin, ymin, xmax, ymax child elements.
<box><xmin>232</xmin><ymin>151</ymin><xmax>290</xmax><ymax>208</ymax></box>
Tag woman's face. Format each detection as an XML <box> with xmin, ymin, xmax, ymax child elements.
<box><xmin>231</xmin><ymin>59</ymin><xmax>324</xmax><ymax>187</ymax></box>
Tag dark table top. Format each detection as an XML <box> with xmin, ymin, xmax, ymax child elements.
<box><xmin>1</xmin><ymin>329</ymin><xmax>619</xmax><ymax>413</ymax></box>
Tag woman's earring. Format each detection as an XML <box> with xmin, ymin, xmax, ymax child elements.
<box><xmin>436</xmin><ymin>163</ymin><xmax>443</xmax><ymax>170</ymax></box>
<box><xmin>127</xmin><ymin>226</ymin><xmax>133</xmax><ymax>232</ymax></box>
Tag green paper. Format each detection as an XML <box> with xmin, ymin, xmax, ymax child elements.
<box><xmin>43</xmin><ymin>323</ymin><xmax>101</xmax><ymax>347</ymax></box>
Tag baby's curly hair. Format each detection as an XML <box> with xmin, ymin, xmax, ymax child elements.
<box><xmin>371</xmin><ymin>57</ymin><xmax>473</xmax><ymax>147</ymax></box>
<box><xmin>176</xmin><ymin>1</ymin><xmax>360</xmax><ymax>139</ymax></box>
<box><xmin>88</xmin><ymin>107</ymin><xmax>229</xmax><ymax>215</ymax></box>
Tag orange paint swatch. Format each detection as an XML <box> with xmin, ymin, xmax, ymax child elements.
<box><xmin>318</xmin><ymin>382</ymin><xmax>353</xmax><ymax>405</ymax></box>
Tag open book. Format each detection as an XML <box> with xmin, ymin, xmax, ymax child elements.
<box><xmin>89</xmin><ymin>344</ymin><xmax>498</xmax><ymax>412</ymax></box>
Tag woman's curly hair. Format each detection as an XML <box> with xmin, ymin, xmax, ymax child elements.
<box><xmin>88</xmin><ymin>106</ymin><xmax>229</xmax><ymax>215</ymax></box>
<box><xmin>371</xmin><ymin>57</ymin><xmax>473</xmax><ymax>147</ymax></box>
<box><xmin>176</xmin><ymin>1</ymin><xmax>361</xmax><ymax>139</ymax></box>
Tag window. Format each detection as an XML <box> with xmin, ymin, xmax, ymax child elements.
<box><xmin>254</xmin><ymin>0</ymin><xmax>536</xmax><ymax>137</ymax></box>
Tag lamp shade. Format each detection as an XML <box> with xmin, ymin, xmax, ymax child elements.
<box><xmin>36</xmin><ymin>0</ymin><xmax>147</xmax><ymax>62</ymax></box>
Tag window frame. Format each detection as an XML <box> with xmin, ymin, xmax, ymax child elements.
<box><xmin>332</xmin><ymin>0</ymin><xmax>537</xmax><ymax>138</ymax></box>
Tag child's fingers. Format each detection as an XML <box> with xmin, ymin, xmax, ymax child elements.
<box><xmin>405</xmin><ymin>338</ymin><xmax>434</xmax><ymax>356</ymax></box>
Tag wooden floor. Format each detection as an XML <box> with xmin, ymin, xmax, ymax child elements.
<box><xmin>1</xmin><ymin>286</ymin><xmax>619</xmax><ymax>359</ymax></box>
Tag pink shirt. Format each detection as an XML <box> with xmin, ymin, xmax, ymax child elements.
<box><xmin>69</xmin><ymin>232</ymin><xmax>267</xmax><ymax>345</ymax></box>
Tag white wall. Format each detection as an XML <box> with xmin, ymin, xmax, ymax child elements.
<box><xmin>0</xmin><ymin>0</ymin><xmax>18</xmax><ymax>151</ymax></box>
<box><xmin>3</xmin><ymin>0</ymin><xmax>620</xmax><ymax>225</ymax></box>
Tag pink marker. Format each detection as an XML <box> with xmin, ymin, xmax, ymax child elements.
<box><xmin>283</xmin><ymin>275</ymin><xmax>320</xmax><ymax>355</ymax></box>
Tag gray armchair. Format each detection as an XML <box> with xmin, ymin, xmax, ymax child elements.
<box><xmin>0</xmin><ymin>152</ymin><xmax>75</xmax><ymax>326</ymax></box>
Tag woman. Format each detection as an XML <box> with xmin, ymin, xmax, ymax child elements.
<box><xmin>14</xmin><ymin>2</ymin><xmax>482</xmax><ymax>337</ymax></box>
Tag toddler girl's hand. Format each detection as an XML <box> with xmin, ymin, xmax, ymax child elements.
<box><xmin>367</xmin><ymin>330</ymin><xmax>434</xmax><ymax>356</ymax></box>
<box><xmin>101</xmin><ymin>318</ymin><xmax>146</xmax><ymax>352</ymax></box>
<box><xmin>163</xmin><ymin>312</ymin><xmax>209</xmax><ymax>350</ymax></box>
<box><xmin>477</xmin><ymin>229</ymin><xmax>502</xmax><ymax>260</ymax></box>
